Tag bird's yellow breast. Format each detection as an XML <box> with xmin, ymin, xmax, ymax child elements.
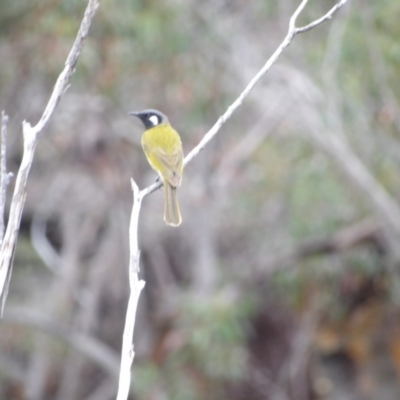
<box><xmin>141</xmin><ymin>123</ymin><xmax>183</xmax><ymax>185</ymax></box>
<box><xmin>142</xmin><ymin>123</ymin><xmax>181</xmax><ymax>151</ymax></box>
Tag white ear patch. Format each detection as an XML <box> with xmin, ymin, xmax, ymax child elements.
<box><xmin>149</xmin><ymin>115</ymin><xmax>159</xmax><ymax>126</ymax></box>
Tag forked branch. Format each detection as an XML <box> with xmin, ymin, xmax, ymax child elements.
<box><xmin>0</xmin><ymin>0</ymin><xmax>100</xmax><ymax>312</ymax></box>
<box><xmin>140</xmin><ymin>0</ymin><xmax>349</xmax><ymax>199</ymax></box>
<box><xmin>117</xmin><ymin>0</ymin><xmax>350</xmax><ymax>398</ymax></box>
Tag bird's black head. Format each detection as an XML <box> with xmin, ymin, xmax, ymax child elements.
<box><xmin>129</xmin><ymin>109</ymin><xmax>168</xmax><ymax>130</ymax></box>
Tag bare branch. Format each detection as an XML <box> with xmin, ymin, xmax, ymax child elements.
<box><xmin>295</xmin><ymin>0</ymin><xmax>349</xmax><ymax>34</ymax></box>
<box><xmin>116</xmin><ymin>179</ymin><xmax>145</xmax><ymax>400</ymax></box>
<box><xmin>34</xmin><ymin>0</ymin><xmax>100</xmax><ymax>134</ymax></box>
<box><xmin>0</xmin><ymin>111</ymin><xmax>12</xmax><ymax>243</ymax></box>
<box><xmin>183</xmin><ymin>0</ymin><xmax>348</xmax><ymax>165</ymax></box>
<box><xmin>140</xmin><ymin>0</ymin><xmax>349</xmax><ymax>201</ymax></box>
<box><xmin>0</xmin><ymin>0</ymin><xmax>100</xmax><ymax>312</ymax></box>
<box><xmin>289</xmin><ymin>0</ymin><xmax>309</xmax><ymax>32</ymax></box>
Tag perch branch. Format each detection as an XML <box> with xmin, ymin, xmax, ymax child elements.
<box><xmin>139</xmin><ymin>0</ymin><xmax>349</xmax><ymax>199</ymax></box>
<box><xmin>116</xmin><ymin>0</ymin><xmax>350</xmax><ymax>398</ymax></box>
<box><xmin>0</xmin><ymin>0</ymin><xmax>100</xmax><ymax>313</ymax></box>
<box><xmin>116</xmin><ymin>179</ymin><xmax>145</xmax><ymax>400</ymax></box>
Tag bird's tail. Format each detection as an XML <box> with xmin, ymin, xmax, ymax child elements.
<box><xmin>164</xmin><ymin>182</ymin><xmax>182</xmax><ymax>227</ymax></box>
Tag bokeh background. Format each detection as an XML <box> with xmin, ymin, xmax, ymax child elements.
<box><xmin>1</xmin><ymin>0</ymin><xmax>400</xmax><ymax>399</ymax></box>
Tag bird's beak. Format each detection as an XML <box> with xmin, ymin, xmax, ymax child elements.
<box><xmin>128</xmin><ymin>111</ymin><xmax>140</xmax><ymax>117</ymax></box>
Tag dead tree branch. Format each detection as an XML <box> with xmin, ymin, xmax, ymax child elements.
<box><xmin>140</xmin><ymin>0</ymin><xmax>349</xmax><ymax>198</ymax></box>
<box><xmin>116</xmin><ymin>179</ymin><xmax>145</xmax><ymax>400</ymax></box>
<box><xmin>0</xmin><ymin>0</ymin><xmax>100</xmax><ymax>313</ymax></box>
<box><xmin>116</xmin><ymin>0</ymin><xmax>350</xmax><ymax>398</ymax></box>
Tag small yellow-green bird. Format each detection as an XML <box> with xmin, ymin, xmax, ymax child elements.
<box><xmin>129</xmin><ymin>109</ymin><xmax>183</xmax><ymax>227</ymax></box>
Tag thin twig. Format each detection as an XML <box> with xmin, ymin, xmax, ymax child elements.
<box><xmin>295</xmin><ymin>0</ymin><xmax>349</xmax><ymax>34</ymax></box>
<box><xmin>184</xmin><ymin>0</ymin><xmax>348</xmax><ymax>165</ymax></box>
<box><xmin>0</xmin><ymin>0</ymin><xmax>100</xmax><ymax>313</ymax></box>
<box><xmin>0</xmin><ymin>111</ymin><xmax>12</xmax><ymax>243</ymax></box>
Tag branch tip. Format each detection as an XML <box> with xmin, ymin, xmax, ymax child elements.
<box><xmin>130</xmin><ymin>178</ymin><xmax>139</xmax><ymax>194</ymax></box>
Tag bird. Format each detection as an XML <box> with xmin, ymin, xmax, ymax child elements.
<box><xmin>129</xmin><ymin>109</ymin><xmax>183</xmax><ymax>227</ymax></box>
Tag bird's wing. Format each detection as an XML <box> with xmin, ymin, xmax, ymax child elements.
<box><xmin>145</xmin><ymin>145</ymin><xmax>183</xmax><ymax>187</ymax></box>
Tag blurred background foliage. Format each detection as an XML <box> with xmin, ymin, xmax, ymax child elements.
<box><xmin>1</xmin><ymin>0</ymin><xmax>400</xmax><ymax>399</ymax></box>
